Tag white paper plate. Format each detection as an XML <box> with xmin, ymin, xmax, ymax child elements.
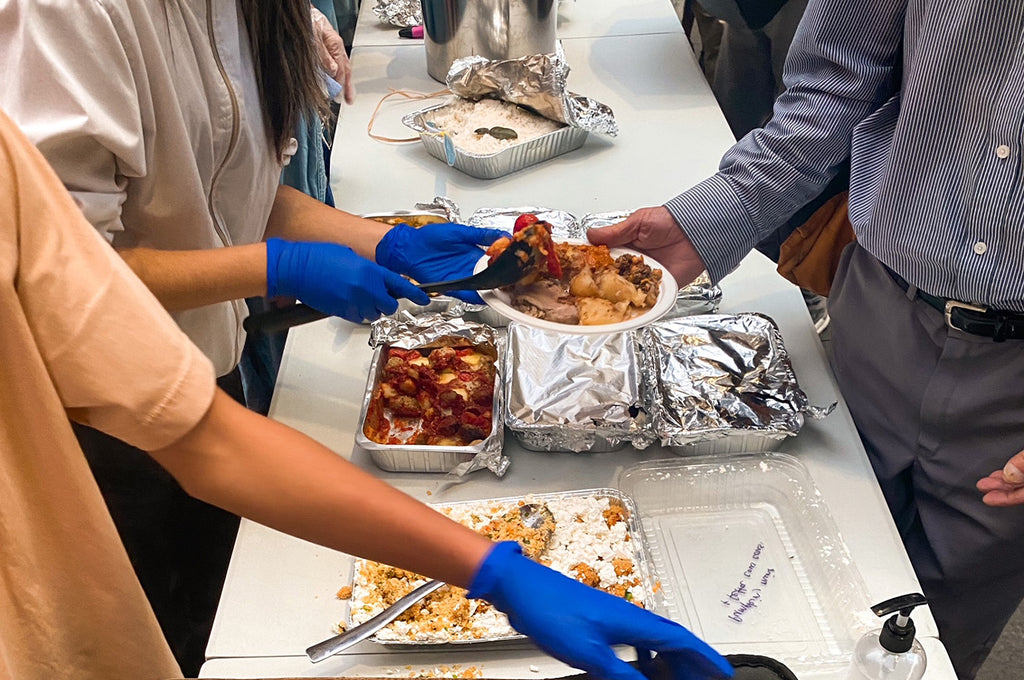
<box><xmin>474</xmin><ymin>245</ymin><xmax>678</xmax><ymax>334</ymax></box>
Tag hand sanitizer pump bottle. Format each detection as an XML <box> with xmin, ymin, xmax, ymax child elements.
<box><xmin>847</xmin><ymin>593</ymin><xmax>928</xmax><ymax>680</ymax></box>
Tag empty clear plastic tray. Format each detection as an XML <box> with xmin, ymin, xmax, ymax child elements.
<box><xmin>617</xmin><ymin>453</ymin><xmax>873</xmax><ymax>676</ymax></box>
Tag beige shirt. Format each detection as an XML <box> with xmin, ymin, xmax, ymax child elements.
<box><xmin>0</xmin><ymin>109</ymin><xmax>216</xmax><ymax>679</ymax></box>
<box><xmin>0</xmin><ymin>0</ymin><xmax>281</xmax><ymax>376</ymax></box>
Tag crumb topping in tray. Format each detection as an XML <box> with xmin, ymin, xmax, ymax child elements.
<box><xmin>345</xmin><ymin>495</ymin><xmax>647</xmax><ymax>642</ymax></box>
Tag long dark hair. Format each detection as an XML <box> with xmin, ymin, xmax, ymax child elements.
<box><xmin>239</xmin><ymin>0</ymin><xmax>329</xmax><ymax>156</ymax></box>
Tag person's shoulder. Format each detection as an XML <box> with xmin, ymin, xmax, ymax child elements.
<box><xmin>14</xmin><ymin>0</ymin><xmax>123</xmax><ymax>30</ymax></box>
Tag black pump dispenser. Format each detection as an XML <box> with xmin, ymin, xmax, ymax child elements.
<box><xmin>846</xmin><ymin>593</ymin><xmax>928</xmax><ymax>680</ymax></box>
<box><xmin>874</xmin><ymin>593</ymin><xmax>927</xmax><ymax>653</ymax></box>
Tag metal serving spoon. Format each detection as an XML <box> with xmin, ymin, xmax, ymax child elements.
<box><xmin>306</xmin><ymin>502</ymin><xmax>556</xmax><ymax>663</ymax></box>
<box><xmin>243</xmin><ymin>239</ymin><xmax>534</xmax><ymax>334</ymax></box>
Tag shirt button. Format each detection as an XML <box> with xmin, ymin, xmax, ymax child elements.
<box><xmin>996</xmin><ymin>145</ymin><xmax>1011</xmax><ymax>159</ymax></box>
<box><xmin>974</xmin><ymin>241</ymin><xmax>988</xmax><ymax>255</ymax></box>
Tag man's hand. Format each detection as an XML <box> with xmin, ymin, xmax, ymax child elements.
<box><xmin>311</xmin><ymin>5</ymin><xmax>354</xmax><ymax>104</ymax></box>
<box><xmin>977</xmin><ymin>449</ymin><xmax>1024</xmax><ymax>506</ymax></box>
<box><xmin>587</xmin><ymin>206</ymin><xmax>708</xmax><ymax>287</ymax></box>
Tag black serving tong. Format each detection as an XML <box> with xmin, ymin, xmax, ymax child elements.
<box><xmin>243</xmin><ymin>239</ymin><xmax>534</xmax><ymax>334</ymax></box>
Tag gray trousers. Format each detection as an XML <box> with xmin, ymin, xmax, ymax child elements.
<box><xmin>828</xmin><ymin>244</ymin><xmax>1024</xmax><ymax>679</ymax></box>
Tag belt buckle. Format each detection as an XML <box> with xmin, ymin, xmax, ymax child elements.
<box><xmin>944</xmin><ymin>299</ymin><xmax>988</xmax><ymax>330</ymax></box>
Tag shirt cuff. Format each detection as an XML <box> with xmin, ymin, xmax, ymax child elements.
<box><xmin>664</xmin><ymin>174</ymin><xmax>761</xmax><ymax>284</ymax></box>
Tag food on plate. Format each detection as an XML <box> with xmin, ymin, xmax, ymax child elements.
<box><xmin>362</xmin><ymin>341</ymin><xmax>497</xmax><ymax>447</ymax></box>
<box><xmin>426</xmin><ymin>98</ymin><xmax>564</xmax><ymax>155</ymax></box>
<box><xmin>346</xmin><ymin>495</ymin><xmax>647</xmax><ymax>642</ymax></box>
<box><xmin>484</xmin><ymin>216</ymin><xmax>663</xmax><ymax>325</ymax></box>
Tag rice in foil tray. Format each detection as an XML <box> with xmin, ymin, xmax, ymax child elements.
<box><xmin>345</xmin><ymin>492</ymin><xmax>652</xmax><ymax>643</ymax></box>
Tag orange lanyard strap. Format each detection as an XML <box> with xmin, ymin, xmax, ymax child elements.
<box><xmin>367</xmin><ymin>88</ymin><xmax>451</xmax><ymax>143</ymax></box>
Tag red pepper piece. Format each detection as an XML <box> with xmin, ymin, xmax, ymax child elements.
<box><xmin>513</xmin><ymin>213</ymin><xmax>540</xmax><ymax>233</ymax></box>
<box><xmin>541</xmin><ymin>228</ymin><xmax>562</xmax><ymax>277</ymax></box>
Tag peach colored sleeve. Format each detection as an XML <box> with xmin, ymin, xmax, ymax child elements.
<box><xmin>0</xmin><ymin>110</ymin><xmax>216</xmax><ymax>451</ymax></box>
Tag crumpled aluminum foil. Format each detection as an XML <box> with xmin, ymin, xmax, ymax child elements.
<box><xmin>642</xmin><ymin>313</ymin><xmax>834</xmax><ymax>451</ymax></box>
<box><xmin>579</xmin><ymin>210</ymin><xmax>722</xmax><ymax>316</ymax></box>
<box><xmin>468</xmin><ymin>206</ymin><xmax>578</xmax><ymax>236</ymax></box>
<box><xmin>372</xmin><ymin>0</ymin><xmax>421</xmax><ymax>27</ymax></box>
<box><xmin>503</xmin><ymin>323</ymin><xmax>656</xmax><ymax>452</ymax></box>
<box><xmin>414</xmin><ymin>195</ymin><xmax>461</xmax><ymax>223</ymax></box>
<box><xmin>367</xmin><ymin>313</ymin><xmax>510</xmax><ymax>479</ymax></box>
<box><xmin>446</xmin><ymin>42</ymin><xmax>618</xmax><ymax>136</ymax></box>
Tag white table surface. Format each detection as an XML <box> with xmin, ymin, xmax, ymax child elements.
<box><xmin>200</xmin><ymin>636</ymin><xmax>956</xmax><ymax>679</ymax></box>
<box><xmin>204</xmin><ymin>8</ymin><xmax>955</xmax><ymax>679</ymax></box>
<box><xmin>352</xmin><ymin>0</ymin><xmax>682</xmax><ymax>47</ymax></box>
<box><xmin>330</xmin><ymin>33</ymin><xmax>736</xmax><ymax>215</ymax></box>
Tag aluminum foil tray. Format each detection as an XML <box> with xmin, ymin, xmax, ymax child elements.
<box><xmin>364</xmin><ymin>211</ymin><xmax>456</xmax><ymax>318</ymax></box>
<box><xmin>617</xmin><ymin>453</ymin><xmax>873</xmax><ymax>675</ymax></box>
<box><xmin>363</xmin><ymin>210</ymin><xmax>449</xmax><ymax>227</ymax></box>
<box><xmin>403</xmin><ymin>103</ymin><xmax>588</xmax><ymax>179</ymax></box>
<box><xmin>356</xmin><ymin>315</ymin><xmax>505</xmax><ymax>475</ymax></box>
<box><xmin>642</xmin><ymin>314</ymin><xmax>811</xmax><ymax>455</ymax></box>
<box><xmin>503</xmin><ymin>323</ymin><xmax>656</xmax><ymax>452</ymax></box>
<box><xmin>346</xmin><ymin>488</ymin><xmax>659</xmax><ymax>645</ymax></box>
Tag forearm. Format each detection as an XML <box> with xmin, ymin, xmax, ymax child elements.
<box><xmin>674</xmin><ymin>0</ymin><xmax>904</xmax><ymax>280</ymax></box>
<box><xmin>265</xmin><ymin>184</ymin><xmax>391</xmax><ymax>260</ymax></box>
<box><xmin>117</xmin><ymin>243</ymin><xmax>267</xmax><ymax>311</ymax></box>
<box><xmin>149</xmin><ymin>390</ymin><xmax>493</xmax><ymax>587</ymax></box>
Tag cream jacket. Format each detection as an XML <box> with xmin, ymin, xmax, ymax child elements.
<box><xmin>0</xmin><ymin>0</ymin><xmax>281</xmax><ymax>376</ymax></box>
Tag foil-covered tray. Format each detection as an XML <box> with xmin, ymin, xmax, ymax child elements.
<box><xmin>403</xmin><ymin>102</ymin><xmax>588</xmax><ymax>179</ymax></box>
<box><xmin>503</xmin><ymin>323</ymin><xmax>656</xmax><ymax>452</ymax></box>
<box><xmin>642</xmin><ymin>314</ymin><xmax>824</xmax><ymax>455</ymax></box>
<box><xmin>345</xmin><ymin>488</ymin><xmax>659</xmax><ymax>645</ymax></box>
<box><xmin>356</xmin><ymin>315</ymin><xmax>508</xmax><ymax>476</ymax></box>
<box><xmin>372</xmin><ymin>0</ymin><xmax>420</xmax><ymax>27</ymax></box>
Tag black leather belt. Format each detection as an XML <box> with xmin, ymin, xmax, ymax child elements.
<box><xmin>883</xmin><ymin>265</ymin><xmax>1024</xmax><ymax>342</ymax></box>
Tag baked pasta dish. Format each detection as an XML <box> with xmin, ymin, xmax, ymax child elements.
<box><xmin>362</xmin><ymin>342</ymin><xmax>497</xmax><ymax>447</ymax></box>
<box><xmin>343</xmin><ymin>495</ymin><xmax>648</xmax><ymax>643</ymax></box>
<box><xmin>485</xmin><ymin>214</ymin><xmax>663</xmax><ymax>325</ymax></box>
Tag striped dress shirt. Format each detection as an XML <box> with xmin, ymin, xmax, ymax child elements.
<box><xmin>667</xmin><ymin>0</ymin><xmax>1024</xmax><ymax>311</ymax></box>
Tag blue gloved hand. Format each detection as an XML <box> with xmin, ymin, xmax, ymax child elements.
<box><xmin>267</xmin><ymin>238</ymin><xmax>430</xmax><ymax>323</ymax></box>
<box><xmin>375</xmin><ymin>223</ymin><xmax>508</xmax><ymax>303</ymax></box>
<box><xmin>469</xmin><ymin>543</ymin><xmax>733</xmax><ymax>680</ymax></box>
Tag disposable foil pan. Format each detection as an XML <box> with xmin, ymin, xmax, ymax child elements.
<box><xmin>503</xmin><ymin>323</ymin><xmax>656</xmax><ymax>452</ymax></box>
<box><xmin>364</xmin><ymin>209</ymin><xmax>456</xmax><ymax>318</ymax></box>
<box><xmin>579</xmin><ymin>210</ymin><xmax>722</xmax><ymax>316</ymax></box>
<box><xmin>346</xmin><ymin>488</ymin><xmax>658</xmax><ymax>645</ymax></box>
<box><xmin>362</xmin><ymin>210</ymin><xmax>449</xmax><ymax>227</ymax></box>
<box><xmin>642</xmin><ymin>313</ymin><xmax>828</xmax><ymax>455</ymax></box>
<box><xmin>403</xmin><ymin>103</ymin><xmax>588</xmax><ymax>179</ymax></box>
<box><xmin>356</xmin><ymin>315</ymin><xmax>508</xmax><ymax>477</ymax></box>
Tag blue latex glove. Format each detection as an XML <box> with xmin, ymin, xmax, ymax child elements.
<box><xmin>375</xmin><ymin>223</ymin><xmax>508</xmax><ymax>303</ymax></box>
<box><xmin>469</xmin><ymin>543</ymin><xmax>733</xmax><ymax>680</ymax></box>
<box><xmin>266</xmin><ymin>238</ymin><xmax>430</xmax><ymax>323</ymax></box>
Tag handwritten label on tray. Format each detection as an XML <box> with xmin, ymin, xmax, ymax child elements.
<box><xmin>720</xmin><ymin>542</ymin><xmax>778</xmax><ymax>624</ymax></box>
